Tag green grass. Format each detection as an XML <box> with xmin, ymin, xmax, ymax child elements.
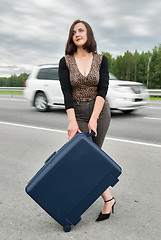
<box><xmin>0</xmin><ymin>91</ymin><xmax>23</xmax><ymax>95</ymax></box>
<box><xmin>149</xmin><ymin>96</ymin><xmax>161</xmax><ymax>100</ymax></box>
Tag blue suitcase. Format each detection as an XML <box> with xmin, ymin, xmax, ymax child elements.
<box><xmin>25</xmin><ymin>132</ymin><xmax>122</xmax><ymax>232</ymax></box>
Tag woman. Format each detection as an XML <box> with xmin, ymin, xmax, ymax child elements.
<box><xmin>58</xmin><ymin>19</ymin><xmax>115</xmax><ymax>221</ymax></box>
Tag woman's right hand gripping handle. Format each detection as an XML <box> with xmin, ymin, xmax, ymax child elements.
<box><xmin>67</xmin><ymin>108</ymin><xmax>81</xmax><ymax>141</ymax></box>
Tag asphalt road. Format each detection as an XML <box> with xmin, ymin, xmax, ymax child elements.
<box><xmin>0</xmin><ymin>96</ymin><xmax>161</xmax><ymax>145</ymax></box>
<box><xmin>0</xmin><ymin>96</ymin><xmax>161</xmax><ymax>240</ymax></box>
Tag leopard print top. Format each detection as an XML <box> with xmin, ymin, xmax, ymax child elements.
<box><xmin>65</xmin><ymin>54</ymin><xmax>103</xmax><ymax>102</ymax></box>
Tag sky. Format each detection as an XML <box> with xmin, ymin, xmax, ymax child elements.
<box><xmin>1</xmin><ymin>0</ymin><xmax>161</xmax><ymax>77</ymax></box>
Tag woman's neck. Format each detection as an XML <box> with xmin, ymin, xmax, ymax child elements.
<box><xmin>74</xmin><ymin>48</ymin><xmax>93</xmax><ymax>59</ymax></box>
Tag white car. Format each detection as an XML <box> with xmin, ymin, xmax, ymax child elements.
<box><xmin>108</xmin><ymin>73</ymin><xmax>149</xmax><ymax>113</ymax></box>
<box><xmin>24</xmin><ymin>64</ymin><xmax>149</xmax><ymax>113</ymax></box>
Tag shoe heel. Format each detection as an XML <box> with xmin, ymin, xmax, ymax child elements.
<box><xmin>96</xmin><ymin>197</ymin><xmax>116</xmax><ymax>221</ymax></box>
<box><xmin>112</xmin><ymin>204</ymin><xmax>115</xmax><ymax>213</ymax></box>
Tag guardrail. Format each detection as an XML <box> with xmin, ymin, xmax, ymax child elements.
<box><xmin>0</xmin><ymin>87</ymin><xmax>161</xmax><ymax>97</ymax></box>
<box><xmin>147</xmin><ymin>89</ymin><xmax>161</xmax><ymax>96</ymax></box>
<box><xmin>0</xmin><ymin>87</ymin><xmax>24</xmax><ymax>97</ymax></box>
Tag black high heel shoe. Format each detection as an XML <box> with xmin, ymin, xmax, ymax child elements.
<box><xmin>96</xmin><ymin>197</ymin><xmax>116</xmax><ymax>221</ymax></box>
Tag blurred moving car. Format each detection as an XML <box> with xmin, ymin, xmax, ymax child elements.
<box><xmin>108</xmin><ymin>73</ymin><xmax>149</xmax><ymax>113</ymax></box>
<box><xmin>24</xmin><ymin>64</ymin><xmax>149</xmax><ymax>113</ymax></box>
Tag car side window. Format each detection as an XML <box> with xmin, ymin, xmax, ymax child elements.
<box><xmin>37</xmin><ymin>68</ymin><xmax>59</xmax><ymax>80</ymax></box>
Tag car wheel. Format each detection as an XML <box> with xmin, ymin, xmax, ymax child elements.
<box><xmin>34</xmin><ymin>92</ymin><xmax>49</xmax><ymax>112</ymax></box>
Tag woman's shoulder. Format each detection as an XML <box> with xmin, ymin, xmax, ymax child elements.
<box><xmin>94</xmin><ymin>53</ymin><xmax>104</xmax><ymax>66</ymax></box>
<box><xmin>95</xmin><ymin>53</ymin><xmax>108</xmax><ymax>60</ymax></box>
<box><xmin>59</xmin><ymin>56</ymin><xmax>66</xmax><ymax>67</ymax></box>
<box><xmin>97</xmin><ymin>54</ymin><xmax>108</xmax><ymax>66</ymax></box>
<box><xmin>60</xmin><ymin>55</ymin><xmax>73</xmax><ymax>62</ymax></box>
<box><xmin>59</xmin><ymin>56</ymin><xmax>69</xmax><ymax>69</ymax></box>
<box><xmin>59</xmin><ymin>55</ymin><xmax>73</xmax><ymax>69</ymax></box>
<box><xmin>93</xmin><ymin>54</ymin><xmax>108</xmax><ymax>70</ymax></box>
<box><xmin>59</xmin><ymin>55</ymin><xmax>65</xmax><ymax>62</ymax></box>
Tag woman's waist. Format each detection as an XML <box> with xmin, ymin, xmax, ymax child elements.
<box><xmin>73</xmin><ymin>98</ymin><xmax>95</xmax><ymax>105</ymax></box>
<box><xmin>72</xmin><ymin>89</ymin><xmax>97</xmax><ymax>103</ymax></box>
<box><xmin>73</xmin><ymin>97</ymin><xmax>108</xmax><ymax>106</ymax></box>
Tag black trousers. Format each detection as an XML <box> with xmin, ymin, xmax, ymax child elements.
<box><xmin>73</xmin><ymin>99</ymin><xmax>111</xmax><ymax>148</ymax></box>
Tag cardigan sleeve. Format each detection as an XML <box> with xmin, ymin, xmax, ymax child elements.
<box><xmin>97</xmin><ymin>55</ymin><xmax>109</xmax><ymax>99</ymax></box>
<box><xmin>58</xmin><ymin>57</ymin><xmax>74</xmax><ymax>110</ymax></box>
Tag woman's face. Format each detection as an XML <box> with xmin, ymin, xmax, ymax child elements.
<box><xmin>72</xmin><ymin>22</ymin><xmax>88</xmax><ymax>47</ymax></box>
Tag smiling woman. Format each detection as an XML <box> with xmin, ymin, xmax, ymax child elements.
<box><xmin>65</xmin><ymin>20</ymin><xmax>97</xmax><ymax>56</ymax></box>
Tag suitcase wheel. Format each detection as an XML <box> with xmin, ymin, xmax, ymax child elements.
<box><xmin>63</xmin><ymin>225</ymin><xmax>71</xmax><ymax>232</ymax></box>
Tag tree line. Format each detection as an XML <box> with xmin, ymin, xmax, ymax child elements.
<box><xmin>0</xmin><ymin>44</ymin><xmax>161</xmax><ymax>89</ymax></box>
<box><xmin>0</xmin><ymin>73</ymin><xmax>29</xmax><ymax>87</ymax></box>
<box><xmin>102</xmin><ymin>44</ymin><xmax>161</xmax><ymax>89</ymax></box>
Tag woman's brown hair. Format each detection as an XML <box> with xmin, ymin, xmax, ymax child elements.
<box><xmin>65</xmin><ymin>20</ymin><xmax>97</xmax><ymax>55</ymax></box>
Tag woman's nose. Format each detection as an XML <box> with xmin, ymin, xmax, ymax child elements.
<box><xmin>75</xmin><ymin>32</ymin><xmax>79</xmax><ymax>37</ymax></box>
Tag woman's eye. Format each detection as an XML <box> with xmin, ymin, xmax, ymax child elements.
<box><xmin>72</xmin><ymin>29</ymin><xmax>84</xmax><ymax>35</ymax></box>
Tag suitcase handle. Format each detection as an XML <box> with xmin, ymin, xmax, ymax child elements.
<box><xmin>85</xmin><ymin>131</ymin><xmax>95</xmax><ymax>137</ymax></box>
<box><xmin>45</xmin><ymin>151</ymin><xmax>57</xmax><ymax>164</ymax></box>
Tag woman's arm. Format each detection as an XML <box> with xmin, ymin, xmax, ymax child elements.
<box><xmin>58</xmin><ymin>57</ymin><xmax>81</xmax><ymax>140</ymax></box>
<box><xmin>88</xmin><ymin>96</ymin><xmax>105</xmax><ymax>136</ymax></box>
<box><xmin>58</xmin><ymin>57</ymin><xmax>74</xmax><ymax>110</ymax></box>
<box><xmin>88</xmin><ymin>55</ymin><xmax>109</xmax><ymax>136</ymax></box>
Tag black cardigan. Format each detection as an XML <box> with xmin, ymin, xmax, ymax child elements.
<box><xmin>58</xmin><ymin>55</ymin><xmax>109</xmax><ymax>110</ymax></box>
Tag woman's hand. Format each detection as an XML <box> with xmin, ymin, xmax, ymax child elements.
<box><xmin>66</xmin><ymin>108</ymin><xmax>81</xmax><ymax>141</ymax></box>
<box><xmin>88</xmin><ymin>116</ymin><xmax>98</xmax><ymax>137</ymax></box>
<box><xmin>68</xmin><ymin>119</ymin><xmax>81</xmax><ymax>141</ymax></box>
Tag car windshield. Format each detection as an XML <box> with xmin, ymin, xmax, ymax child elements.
<box><xmin>109</xmin><ymin>73</ymin><xmax>117</xmax><ymax>80</ymax></box>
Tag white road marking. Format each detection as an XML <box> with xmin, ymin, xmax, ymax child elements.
<box><xmin>0</xmin><ymin>121</ymin><xmax>67</xmax><ymax>134</ymax></box>
<box><xmin>0</xmin><ymin>121</ymin><xmax>161</xmax><ymax>148</ymax></box>
<box><xmin>105</xmin><ymin>137</ymin><xmax>161</xmax><ymax>148</ymax></box>
<box><xmin>146</xmin><ymin>107</ymin><xmax>161</xmax><ymax>109</ymax></box>
<box><xmin>144</xmin><ymin>117</ymin><xmax>161</xmax><ymax>121</ymax></box>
